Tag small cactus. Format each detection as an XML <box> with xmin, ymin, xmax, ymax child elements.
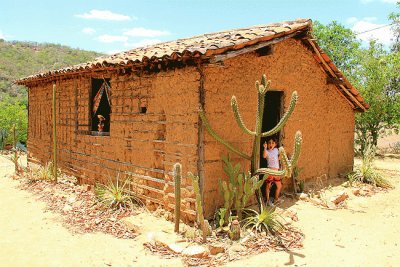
<box><xmin>173</xmin><ymin>163</ymin><xmax>182</xmax><ymax>233</ymax></box>
<box><xmin>189</xmin><ymin>172</ymin><xmax>207</xmax><ymax>243</ymax></box>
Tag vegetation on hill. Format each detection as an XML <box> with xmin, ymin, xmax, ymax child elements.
<box><xmin>0</xmin><ymin>39</ymin><xmax>102</xmax><ymax>147</ymax></box>
<box><xmin>0</xmin><ymin>39</ymin><xmax>102</xmax><ymax>104</ymax></box>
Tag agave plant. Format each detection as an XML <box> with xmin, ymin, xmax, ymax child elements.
<box><xmin>347</xmin><ymin>144</ymin><xmax>392</xmax><ymax>189</ymax></box>
<box><xmin>33</xmin><ymin>162</ymin><xmax>56</xmax><ymax>181</ymax></box>
<box><xmin>95</xmin><ymin>173</ymin><xmax>140</xmax><ymax>210</ymax></box>
<box><xmin>241</xmin><ymin>207</ymin><xmax>285</xmax><ymax>234</ymax></box>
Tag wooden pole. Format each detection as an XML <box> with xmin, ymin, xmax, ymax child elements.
<box><xmin>52</xmin><ymin>83</ymin><xmax>57</xmax><ymax>183</ymax></box>
<box><xmin>173</xmin><ymin>163</ymin><xmax>182</xmax><ymax>233</ymax></box>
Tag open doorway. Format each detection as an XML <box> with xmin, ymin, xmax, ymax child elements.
<box><xmin>260</xmin><ymin>91</ymin><xmax>283</xmax><ymax>201</ymax></box>
<box><xmin>259</xmin><ymin>91</ymin><xmax>283</xmax><ymax>168</ymax></box>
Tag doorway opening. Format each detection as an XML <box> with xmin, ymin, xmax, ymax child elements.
<box><xmin>259</xmin><ymin>91</ymin><xmax>283</xmax><ymax>168</ymax></box>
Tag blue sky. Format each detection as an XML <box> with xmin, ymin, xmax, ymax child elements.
<box><xmin>0</xmin><ymin>0</ymin><xmax>398</xmax><ymax>54</ymax></box>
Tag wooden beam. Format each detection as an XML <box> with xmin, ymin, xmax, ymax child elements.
<box><xmin>210</xmin><ymin>31</ymin><xmax>303</xmax><ymax>63</ymax></box>
<box><xmin>326</xmin><ymin>76</ymin><xmax>344</xmax><ymax>85</ymax></box>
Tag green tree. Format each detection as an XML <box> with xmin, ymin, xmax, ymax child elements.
<box><xmin>312</xmin><ymin>21</ymin><xmax>362</xmax><ymax>85</ymax></box>
<box><xmin>0</xmin><ymin>97</ymin><xmax>28</xmax><ymax>148</ymax></box>
<box><xmin>313</xmin><ymin>21</ymin><xmax>400</xmax><ymax>155</ymax></box>
<box><xmin>355</xmin><ymin>41</ymin><xmax>400</xmax><ymax>153</ymax></box>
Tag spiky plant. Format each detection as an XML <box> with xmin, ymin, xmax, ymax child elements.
<box><xmin>241</xmin><ymin>207</ymin><xmax>285</xmax><ymax>235</ymax></box>
<box><xmin>199</xmin><ymin>74</ymin><xmax>302</xmax><ymax>208</ymax></box>
<box><xmin>95</xmin><ymin>173</ymin><xmax>137</xmax><ymax>210</ymax></box>
<box><xmin>347</xmin><ymin>144</ymin><xmax>392</xmax><ymax>188</ymax></box>
<box><xmin>32</xmin><ymin>162</ymin><xmax>56</xmax><ymax>181</ymax></box>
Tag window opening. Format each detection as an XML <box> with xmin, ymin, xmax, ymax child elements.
<box><xmin>91</xmin><ymin>78</ymin><xmax>111</xmax><ymax>133</ymax></box>
<box><xmin>139</xmin><ymin>98</ymin><xmax>148</xmax><ymax>114</ymax></box>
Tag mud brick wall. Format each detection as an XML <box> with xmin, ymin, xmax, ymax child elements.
<box><xmin>27</xmin><ymin>38</ymin><xmax>356</xmax><ymax>221</ymax></box>
<box><xmin>201</xmin><ymin>38</ymin><xmax>355</xmax><ymax>217</ymax></box>
<box><xmin>27</xmin><ymin>67</ymin><xmax>201</xmax><ymax>222</ymax></box>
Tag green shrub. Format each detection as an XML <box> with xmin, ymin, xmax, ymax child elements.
<box><xmin>241</xmin><ymin>207</ymin><xmax>285</xmax><ymax>235</ymax></box>
<box><xmin>95</xmin><ymin>174</ymin><xmax>140</xmax><ymax>210</ymax></box>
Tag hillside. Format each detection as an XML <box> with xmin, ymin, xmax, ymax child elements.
<box><xmin>0</xmin><ymin>39</ymin><xmax>103</xmax><ymax>104</ymax></box>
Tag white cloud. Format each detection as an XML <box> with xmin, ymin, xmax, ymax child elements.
<box><xmin>82</xmin><ymin>27</ymin><xmax>96</xmax><ymax>35</ymax></box>
<box><xmin>76</xmin><ymin>10</ymin><xmax>134</xmax><ymax>21</ymax></box>
<box><xmin>346</xmin><ymin>17</ymin><xmax>359</xmax><ymax>24</ymax></box>
<box><xmin>123</xmin><ymin>27</ymin><xmax>170</xmax><ymax>37</ymax></box>
<box><xmin>124</xmin><ymin>39</ymin><xmax>162</xmax><ymax>48</ymax></box>
<box><xmin>98</xmin><ymin>34</ymin><xmax>128</xmax><ymax>43</ymax></box>
<box><xmin>0</xmin><ymin>31</ymin><xmax>5</xmax><ymax>39</ymax></box>
<box><xmin>350</xmin><ymin>18</ymin><xmax>394</xmax><ymax>45</ymax></box>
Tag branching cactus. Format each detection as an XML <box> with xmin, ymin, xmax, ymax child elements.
<box><xmin>173</xmin><ymin>163</ymin><xmax>182</xmax><ymax>233</ymax></box>
<box><xmin>199</xmin><ymin>74</ymin><xmax>302</xmax><ymax>208</ymax></box>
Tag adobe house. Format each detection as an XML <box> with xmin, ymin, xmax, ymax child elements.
<box><xmin>17</xmin><ymin>18</ymin><xmax>368</xmax><ymax>220</ymax></box>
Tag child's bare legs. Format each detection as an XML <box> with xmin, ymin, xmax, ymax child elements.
<box><xmin>265</xmin><ymin>181</ymin><xmax>272</xmax><ymax>205</ymax></box>
<box><xmin>274</xmin><ymin>180</ymin><xmax>282</xmax><ymax>202</ymax></box>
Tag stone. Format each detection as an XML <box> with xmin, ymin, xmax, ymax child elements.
<box><xmin>330</xmin><ymin>191</ymin><xmax>349</xmax><ymax>204</ymax></box>
<box><xmin>327</xmin><ymin>201</ymin><xmax>336</xmax><ymax>209</ymax></box>
<box><xmin>352</xmin><ymin>188</ymin><xmax>360</xmax><ymax>196</ymax></box>
<box><xmin>208</xmin><ymin>243</ymin><xmax>225</xmax><ymax>255</ymax></box>
<box><xmin>62</xmin><ymin>204</ymin><xmax>72</xmax><ymax>213</ymax></box>
<box><xmin>167</xmin><ymin>243</ymin><xmax>185</xmax><ymax>254</ymax></box>
<box><xmin>309</xmin><ymin>197</ymin><xmax>322</xmax><ymax>206</ymax></box>
<box><xmin>298</xmin><ymin>193</ymin><xmax>309</xmax><ymax>200</ymax></box>
<box><xmin>120</xmin><ymin>217</ymin><xmax>141</xmax><ymax>233</ymax></box>
<box><xmin>182</xmin><ymin>245</ymin><xmax>209</xmax><ymax>258</ymax></box>
<box><xmin>230</xmin><ymin>244</ymin><xmax>246</xmax><ymax>252</ymax></box>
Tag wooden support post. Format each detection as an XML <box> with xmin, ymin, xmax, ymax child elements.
<box><xmin>174</xmin><ymin>163</ymin><xmax>182</xmax><ymax>233</ymax></box>
<box><xmin>52</xmin><ymin>83</ymin><xmax>58</xmax><ymax>183</ymax></box>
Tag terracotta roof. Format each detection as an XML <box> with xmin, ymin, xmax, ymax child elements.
<box><xmin>16</xmin><ymin>18</ymin><xmax>368</xmax><ymax>111</ymax></box>
<box><xmin>16</xmin><ymin>18</ymin><xmax>311</xmax><ymax>82</ymax></box>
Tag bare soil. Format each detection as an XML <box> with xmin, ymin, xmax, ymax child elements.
<box><xmin>1</xmin><ymin>154</ymin><xmax>400</xmax><ymax>267</ymax></box>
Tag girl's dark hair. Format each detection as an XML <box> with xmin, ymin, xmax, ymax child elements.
<box><xmin>267</xmin><ymin>136</ymin><xmax>278</xmax><ymax>144</ymax></box>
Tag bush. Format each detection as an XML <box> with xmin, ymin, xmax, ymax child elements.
<box><xmin>95</xmin><ymin>173</ymin><xmax>140</xmax><ymax>210</ymax></box>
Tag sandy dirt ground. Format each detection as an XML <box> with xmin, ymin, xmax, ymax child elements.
<box><xmin>1</xmin><ymin>154</ymin><xmax>399</xmax><ymax>267</ymax></box>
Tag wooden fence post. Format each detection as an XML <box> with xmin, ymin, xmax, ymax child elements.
<box><xmin>52</xmin><ymin>83</ymin><xmax>57</xmax><ymax>183</ymax></box>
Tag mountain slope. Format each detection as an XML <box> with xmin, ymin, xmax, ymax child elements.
<box><xmin>0</xmin><ymin>39</ymin><xmax>103</xmax><ymax>104</ymax></box>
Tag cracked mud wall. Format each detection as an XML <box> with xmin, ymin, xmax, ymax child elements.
<box><xmin>28</xmin><ymin>67</ymin><xmax>200</xmax><ymax>222</ymax></box>
<box><xmin>201</xmin><ymin>38</ymin><xmax>355</xmax><ymax>217</ymax></box>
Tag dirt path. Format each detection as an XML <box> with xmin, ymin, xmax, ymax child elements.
<box><xmin>0</xmin><ymin>155</ymin><xmax>181</xmax><ymax>267</ymax></box>
<box><xmin>1</xmin><ymin>155</ymin><xmax>400</xmax><ymax>267</ymax></box>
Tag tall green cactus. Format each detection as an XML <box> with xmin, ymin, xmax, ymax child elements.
<box><xmin>173</xmin><ymin>163</ymin><xmax>182</xmax><ymax>233</ymax></box>
<box><xmin>199</xmin><ymin>74</ymin><xmax>302</xmax><ymax>208</ymax></box>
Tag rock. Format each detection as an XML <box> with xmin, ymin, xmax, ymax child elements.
<box><xmin>298</xmin><ymin>193</ymin><xmax>309</xmax><ymax>200</ymax></box>
<box><xmin>230</xmin><ymin>244</ymin><xmax>246</xmax><ymax>252</ymax></box>
<box><xmin>352</xmin><ymin>188</ymin><xmax>360</xmax><ymax>196</ymax></box>
<box><xmin>330</xmin><ymin>191</ymin><xmax>349</xmax><ymax>204</ymax></box>
<box><xmin>120</xmin><ymin>217</ymin><xmax>141</xmax><ymax>233</ymax></box>
<box><xmin>327</xmin><ymin>201</ymin><xmax>336</xmax><ymax>209</ymax></box>
<box><xmin>208</xmin><ymin>243</ymin><xmax>225</xmax><ymax>255</ymax></box>
<box><xmin>182</xmin><ymin>245</ymin><xmax>209</xmax><ymax>258</ymax></box>
<box><xmin>309</xmin><ymin>198</ymin><xmax>322</xmax><ymax>206</ymax></box>
<box><xmin>167</xmin><ymin>243</ymin><xmax>185</xmax><ymax>254</ymax></box>
<box><xmin>62</xmin><ymin>204</ymin><xmax>72</xmax><ymax>213</ymax></box>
